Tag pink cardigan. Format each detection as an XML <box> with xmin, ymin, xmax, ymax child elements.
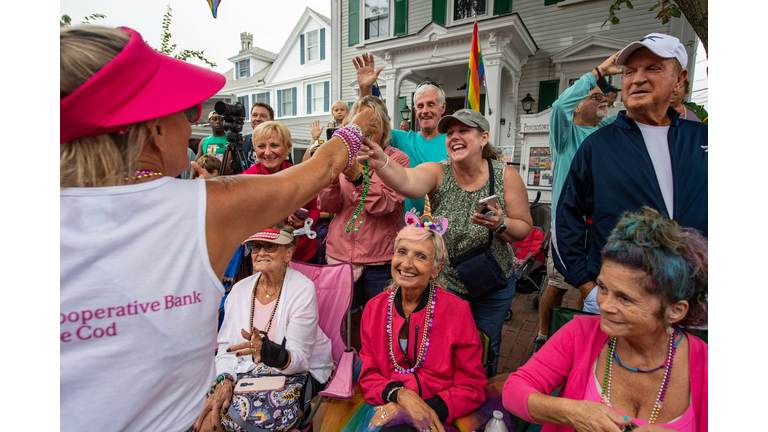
<box><xmin>318</xmin><ymin>146</ymin><xmax>409</xmax><ymax>264</ymax></box>
<box><xmin>502</xmin><ymin>316</ymin><xmax>707</xmax><ymax>432</ymax></box>
<box><xmin>359</xmin><ymin>287</ymin><xmax>487</xmax><ymax>422</ymax></box>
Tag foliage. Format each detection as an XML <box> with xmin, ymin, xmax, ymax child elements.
<box><xmin>60</xmin><ymin>13</ymin><xmax>107</xmax><ymax>27</ymax></box>
<box><xmin>155</xmin><ymin>5</ymin><xmax>217</xmax><ymax>68</ymax></box>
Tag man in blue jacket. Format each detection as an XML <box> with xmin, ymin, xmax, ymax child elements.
<box><xmin>552</xmin><ymin>33</ymin><xmax>708</xmax><ymax>312</ymax></box>
<box><xmin>531</xmin><ymin>53</ymin><xmax>622</xmax><ymax>356</ymax></box>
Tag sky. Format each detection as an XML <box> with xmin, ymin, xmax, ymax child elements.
<box><xmin>59</xmin><ymin>0</ymin><xmax>332</xmax><ymax>74</ymax></box>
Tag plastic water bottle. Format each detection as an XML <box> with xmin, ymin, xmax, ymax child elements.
<box><xmin>485</xmin><ymin>410</ymin><xmax>508</xmax><ymax>432</ymax></box>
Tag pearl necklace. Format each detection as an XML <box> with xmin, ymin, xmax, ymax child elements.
<box><xmin>601</xmin><ymin>331</ymin><xmax>677</xmax><ymax>424</ymax></box>
<box><xmin>387</xmin><ymin>282</ymin><xmax>435</xmax><ymax>374</ymax></box>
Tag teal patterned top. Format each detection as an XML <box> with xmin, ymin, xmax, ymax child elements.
<box><xmin>431</xmin><ymin>158</ymin><xmax>515</xmax><ymax>295</ymax></box>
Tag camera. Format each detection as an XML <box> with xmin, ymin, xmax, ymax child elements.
<box><xmin>212</xmin><ymin>101</ymin><xmax>247</xmax><ymax>174</ymax></box>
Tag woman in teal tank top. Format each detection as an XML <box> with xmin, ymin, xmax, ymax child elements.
<box><xmin>358</xmin><ymin>109</ymin><xmax>533</xmax><ymax>376</ymax></box>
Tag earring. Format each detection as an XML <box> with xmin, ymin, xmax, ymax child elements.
<box><xmin>666</xmin><ymin>324</ymin><xmax>674</xmax><ymax>334</ymax></box>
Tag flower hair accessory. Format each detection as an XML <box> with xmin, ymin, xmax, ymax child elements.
<box><xmin>404</xmin><ymin>196</ymin><xmax>448</xmax><ymax>235</ymax></box>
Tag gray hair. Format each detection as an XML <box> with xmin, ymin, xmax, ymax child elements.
<box><xmin>414</xmin><ymin>84</ymin><xmax>446</xmax><ymax>106</ymax></box>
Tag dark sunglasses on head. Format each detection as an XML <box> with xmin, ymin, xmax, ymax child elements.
<box><xmin>416</xmin><ymin>81</ymin><xmax>441</xmax><ymax>90</ymax></box>
<box><xmin>183</xmin><ymin>103</ymin><xmax>203</xmax><ymax>123</ymax></box>
<box><xmin>248</xmin><ymin>242</ymin><xmax>279</xmax><ymax>254</ymax></box>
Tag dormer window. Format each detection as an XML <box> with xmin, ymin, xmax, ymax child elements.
<box><xmin>239</xmin><ymin>60</ymin><xmax>248</xmax><ymax>78</ymax></box>
<box><xmin>306</xmin><ymin>30</ymin><xmax>319</xmax><ymax>62</ymax></box>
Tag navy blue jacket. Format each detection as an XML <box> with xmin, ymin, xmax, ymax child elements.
<box><xmin>552</xmin><ymin>108</ymin><xmax>708</xmax><ymax>288</ymax></box>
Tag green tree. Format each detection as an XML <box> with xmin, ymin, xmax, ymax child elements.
<box><xmin>60</xmin><ymin>5</ymin><xmax>217</xmax><ymax>68</ymax></box>
<box><xmin>604</xmin><ymin>0</ymin><xmax>707</xmax><ymax>55</ymax></box>
<box><xmin>60</xmin><ymin>13</ymin><xmax>107</xmax><ymax>27</ymax></box>
<box><xmin>156</xmin><ymin>4</ymin><xmax>217</xmax><ymax>68</ymax></box>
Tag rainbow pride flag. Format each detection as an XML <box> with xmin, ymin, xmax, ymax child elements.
<box><xmin>206</xmin><ymin>0</ymin><xmax>221</xmax><ymax>18</ymax></box>
<box><xmin>464</xmin><ymin>21</ymin><xmax>485</xmax><ymax>111</ymax></box>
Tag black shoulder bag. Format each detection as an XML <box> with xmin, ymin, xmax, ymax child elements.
<box><xmin>449</xmin><ymin>159</ymin><xmax>508</xmax><ymax>298</ymax></box>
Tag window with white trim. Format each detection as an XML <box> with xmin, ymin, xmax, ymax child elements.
<box><xmin>453</xmin><ymin>0</ymin><xmax>486</xmax><ymax>20</ymax></box>
<box><xmin>306</xmin><ymin>30</ymin><xmax>319</xmax><ymax>62</ymax></box>
<box><xmin>256</xmin><ymin>92</ymin><xmax>268</xmax><ymax>103</ymax></box>
<box><xmin>239</xmin><ymin>60</ymin><xmax>248</xmax><ymax>78</ymax></box>
<box><xmin>281</xmin><ymin>89</ymin><xmax>293</xmax><ymax>117</ymax></box>
<box><xmin>312</xmin><ymin>83</ymin><xmax>325</xmax><ymax>113</ymax></box>
<box><xmin>365</xmin><ymin>0</ymin><xmax>389</xmax><ymax>40</ymax></box>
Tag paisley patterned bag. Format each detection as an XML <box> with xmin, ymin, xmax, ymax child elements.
<box><xmin>212</xmin><ymin>363</ymin><xmax>309</xmax><ymax>432</ymax></box>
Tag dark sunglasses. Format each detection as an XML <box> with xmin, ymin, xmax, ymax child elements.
<box><xmin>587</xmin><ymin>93</ymin><xmax>609</xmax><ymax>101</ymax></box>
<box><xmin>183</xmin><ymin>103</ymin><xmax>203</xmax><ymax>123</ymax></box>
<box><xmin>247</xmin><ymin>242</ymin><xmax>279</xmax><ymax>254</ymax></box>
<box><xmin>416</xmin><ymin>81</ymin><xmax>441</xmax><ymax>90</ymax></box>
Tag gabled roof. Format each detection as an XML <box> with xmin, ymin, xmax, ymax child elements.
<box><xmin>263</xmin><ymin>7</ymin><xmax>331</xmax><ymax>83</ymax></box>
<box><xmin>309</xmin><ymin>8</ymin><xmax>331</xmax><ymax>26</ymax></box>
<box><xmin>551</xmin><ymin>35</ymin><xmax>628</xmax><ymax>64</ymax></box>
<box><xmin>220</xmin><ymin>64</ymin><xmax>273</xmax><ymax>91</ymax></box>
<box><xmin>227</xmin><ymin>46</ymin><xmax>278</xmax><ymax>63</ymax></box>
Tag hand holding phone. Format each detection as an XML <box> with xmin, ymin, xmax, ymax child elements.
<box><xmin>475</xmin><ymin>195</ymin><xmax>498</xmax><ymax>219</ymax></box>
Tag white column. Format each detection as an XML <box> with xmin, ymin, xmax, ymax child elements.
<box><xmin>484</xmin><ymin>58</ymin><xmax>503</xmax><ymax>145</ymax></box>
<box><xmin>383</xmin><ymin>69</ymin><xmax>398</xmax><ymax>129</ymax></box>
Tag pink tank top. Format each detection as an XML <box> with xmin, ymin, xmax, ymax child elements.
<box><xmin>585</xmin><ymin>360</ymin><xmax>697</xmax><ymax>431</ymax></box>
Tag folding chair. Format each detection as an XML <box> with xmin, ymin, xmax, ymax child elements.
<box><xmin>477</xmin><ymin>327</ymin><xmax>496</xmax><ymax>379</ymax></box>
<box><xmin>287</xmin><ymin>260</ymin><xmax>356</xmax><ymax>429</ymax></box>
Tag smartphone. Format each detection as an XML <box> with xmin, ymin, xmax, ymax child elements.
<box><xmin>475</xmin><ymin>195</ymin><xmax>498</xmax><ymax>218</ymax></box>
<box><xmin>294</xmin><ymin>208</ymin><xmax>308</xmax><ymax>219</ymax></box>
<box><xmin>233</xmin><ymin>376</ymin><xmax>287</xmax><ymax>395</ymax></box>
<box><xmin>326</xmin><ymin>127</ymin><xmax>338</xmax><ymax>141</ymax></box>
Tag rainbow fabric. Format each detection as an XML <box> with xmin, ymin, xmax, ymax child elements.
<box><xmin>206</xmin><ymin>0</ymin><xmax>221</xmax><ymax>18</ymax></box>
<box><xmin>464</xmin><ymin>21</ymin><xmax>485</xmax><ymax>111</ymax></box>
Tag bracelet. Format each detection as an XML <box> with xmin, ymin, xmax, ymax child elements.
<box><xmin>333</xmin><ymin>126</ymin><xmax>363</xmax><ymax>169</ymax></box>
<box><xmin>387</xmin><ymin>386</ymin><xmax>405</xmax><ymax>403</ymax></box>
<box><xmin>375</xmin><ymin>154</ymin><xmax>390</xmax><ymax>171</ymax></box>
<box><xmin>208</xmin><ymin>373</ymin><xmax>234</xmax><ymax>394</ymax></box>
<box><xmin>594</xmin><ymin>66</ymin><xmax>602</xmax><ymax>80</ymax></box>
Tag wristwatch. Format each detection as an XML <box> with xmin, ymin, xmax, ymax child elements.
<box><xmin>494</xmin><ymin>216</ymin><xmax>507</xmax><ymax>235</ymax></box>
<box><xmin>346</xmin><ymin>172</ymin><xmax>364</xmax><ymax>187</ymax></box>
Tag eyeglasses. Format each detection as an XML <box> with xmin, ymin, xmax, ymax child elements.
<box><xmin>416</xmin><ymin>81</ymin><xmax>441</xmax><ymax>90</ymax></box>
<box><xmin>247</xmin><ymin>242</ymin><xmax>279</xmax><ymax>254</ymax></box>
<box><xmin>587</xmin><ymin>93</ymin><xmax>609</xmax><ymax>101</ymax></box>
<box><xmin>183</xmin><ymin>104</ymin><xmax>202</xmax><ymax>123</ymax></box>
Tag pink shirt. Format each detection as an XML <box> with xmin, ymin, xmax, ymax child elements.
<box><xmin>503</xmin><ymin>316</ymin><xmax>707</xmax><ymax>432</ymax></box>
<box><xmin>251</xmin><ymin>298</ymin><xmax>278</xmax><ymax>341</ymax></box>
<box><xmin>583</xmin><ymin>360</ymin><xmax>697</xmax><ymax>431</ymax></box>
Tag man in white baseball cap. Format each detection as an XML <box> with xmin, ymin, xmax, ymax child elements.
<box><xmin>551</xmin><ymin>33</ymin><xmax>708</xmax><ymax>314</ymax></box>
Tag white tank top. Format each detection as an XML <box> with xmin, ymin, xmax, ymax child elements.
<box><xmin>60</xmin><ymin>177</ymin><xmax>224</xmax><ymax>431</ymax></box>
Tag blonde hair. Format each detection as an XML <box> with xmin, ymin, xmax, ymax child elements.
<box><xmin>196</xmin><ymin>154</ymin><xmax>221</xmax><ymax>174</ymax></box>
<box><xmin>252</xmin><ymin>121</ymin><xmax>292</xmax><ymax>152</ymax></box>
<box><xmin>60</xmin><ymin>26</ymin><xmax>152</xmax><ymax>188</ymax></box>
<box><xmin>348</xmin><ymin>96</ymin><xmax>391</xmax><ymax>149</ymax></box>
<box><xmin>330</xmin><ymin>100</ymin><xmax>349</xmax><ymax>124</ymax></box>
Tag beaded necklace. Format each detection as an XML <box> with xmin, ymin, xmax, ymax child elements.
<box><xmin>600</xmin><ymin>331</ymin><xmax>677</xmax><ymax>424</ymax></box>
<box><xmin>248</xmin><ymin>273</ymin><xmax>283</xmax><ymax>335</ymax></box>
<box><xmin>613</xmin><ymin>329</ymin><xmax>682</xmax><ymax>373</ymax></box>
<box><xmin>387</xmin><ymin>282</ymin><xmax>436</xmax><ymax>374</ymax></box>
<box><xmin>345</xmin><ymin>160</ymin><xmax>370</xmax><ymax>233</ymax></box>
<box><xmin>126</xmin><ymin>170</ymin><xmax>163</xmax><ymax>181</ymax></box>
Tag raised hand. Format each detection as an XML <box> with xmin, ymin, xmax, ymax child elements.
<box><xmin>357</xmin><ymin>137</ymin><xmax>388</xmax><ymax>170</ymax></box>
<box><xmin>353</xmin><ymin>53</ymin><xmax>383</xmax><ymax>93</ymax></box>
<box><xmin>311</xmin><ymin>120</ymin><xmax>324</xmax><ymax>142</ymax></box>
<box><xmin>349</xmin><ymin>110</ymin><xmax>380</xmax><ymax>141</ymax></box>
<box><xmin>226</xmin><ymin>327</ymin><xmax>263</xmax><ymax>363</ymax></box>
<box><xmin>598</xmin><ymin>50</ymin><xmax>623</xmax><ymax>77</ymax></box>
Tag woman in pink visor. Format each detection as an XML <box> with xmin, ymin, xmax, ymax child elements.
<box><xmin>60</xmin><ymin>25</ymin><xmax>377</xmax><ymax>431</ymax></box>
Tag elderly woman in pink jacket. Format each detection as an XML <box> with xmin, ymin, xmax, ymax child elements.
<box><xmin>319</xmin><ymin>95</ymin><xmax>410</xmax><ymax>311</ymax></box>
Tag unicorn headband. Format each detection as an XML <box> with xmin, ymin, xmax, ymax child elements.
<box><xmin>404</xmin><ymin>196</ymin><xmax>448</xmax><ymax>235</ymax></box>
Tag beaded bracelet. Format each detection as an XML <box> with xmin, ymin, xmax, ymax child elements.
<box><xmin>333</xmin><ymin>126</ymin><xmax>363</xmax><ymax>169</ymax></box>
<box><xmin>387</xmin><ymin>386</ymin><xmax>405</xmax><ymax>403</ymax></box>
<box><xmin>207</xmin><ymin>373</ymin><xmax>235</xmax><ymax>396</ymax></box>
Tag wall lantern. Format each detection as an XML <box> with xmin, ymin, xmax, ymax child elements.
<box><xmin>521</xmin><ymin>93</ymin><xmax>535</xmax><ymax>114</ymax></box>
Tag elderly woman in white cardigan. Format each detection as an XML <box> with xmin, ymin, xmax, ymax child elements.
<box><xmin>194</xmin><ymin>224</ymin><xmax>333</xmax><ymax>432</ymax></box>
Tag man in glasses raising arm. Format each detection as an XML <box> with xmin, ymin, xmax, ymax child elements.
<box><xmin>530</xmin><ymin>51</ymin><xmax>621</xmax><ymax>358</ymax></box>
<box><xmin>353</xmin><ymin>54</ymin><xmax>449</xmax><ymax>216</ymax></box>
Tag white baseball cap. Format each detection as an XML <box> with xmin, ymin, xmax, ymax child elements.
<box><xmin>616</xmin><ymin>33</ymin><xmax>688</xmax><ymax>69</ymax></box>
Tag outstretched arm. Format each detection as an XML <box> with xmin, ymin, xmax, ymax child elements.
<box><xmin>204</xmin><ymin>111</ymin><xmax>381</xmax><ymax>279</ymax></box>
<box><xmin>358</xmin><ymin>137</ymin><xmax>443</xmax><ymax>200</ymax></box>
